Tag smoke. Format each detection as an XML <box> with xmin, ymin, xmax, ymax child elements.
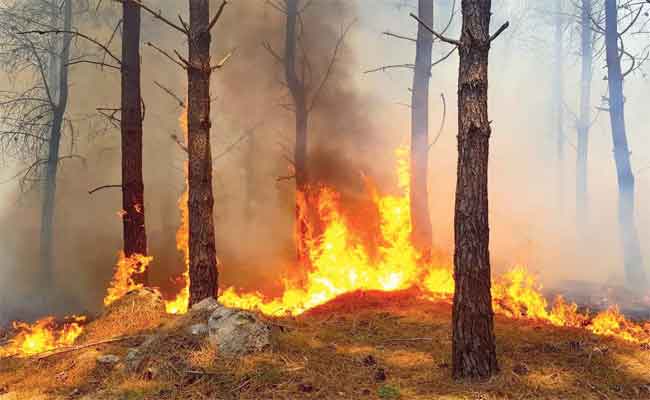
<box><xmin>1</xmin><ymin>0</ymin><xmax>650</xmax><ymax>324</ymax></box>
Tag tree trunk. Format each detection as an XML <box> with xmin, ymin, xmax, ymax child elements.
<box><xmin>187</xmin><ymin>0</ymin><xmax>219</xmax><ymax>305</ymax></box>
<box><xmin>452</xmin><ymin>0</ymin><xmax>499</xmax><ymax>380</ymax></box>
<box><xmin>284</xmin><ymin>0</ymin><xmax>314</xmax><ymax>269</ymax></box>
<box><xmin>576</xmin><ymin>0</ymin><xmax>593</xmax><ymax>240</ymax></box>
<box><xmin>604</xmin><ymin>0</ymin><xmax>647</xmax><ymax>292</ymax></box>
<box><xmin>410</xmin><ymin>0</ymin><xmax>434</xmax><ymax>258</ymax></box>
<box><xmin>121</xmin><ymin>0</ymin><xmax>148</xmax><ymax>282</ymax></box>
<box><xmin>553</xmin><ymin>0</ymin><xmax>565</xmax><ymax>213</ymax></box>
<box><xmin>40</xmin><ymin>0</ymin><xmax>72</xmax><ymax>285</ymax></box>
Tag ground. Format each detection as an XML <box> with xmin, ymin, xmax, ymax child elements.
<box><xmin>1</xmin><ymin>290</ymin><xmax>650</xmax><ymax>400</ymax></box>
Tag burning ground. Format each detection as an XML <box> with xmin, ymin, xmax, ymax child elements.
<box><xmin>1</xmin><ymin>290</ymin><xmax>650</xmax><ymax>400</ymax></box>
<box><xmin>1</xmin><ymin>149</ymin><xmax>650</xmax><ymax>399</ymax></box>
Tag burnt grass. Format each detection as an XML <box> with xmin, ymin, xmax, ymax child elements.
<box><xmin>1</xmin><ymin>291</ymin><xmax>650</xmax><ymax>400</ymax></box>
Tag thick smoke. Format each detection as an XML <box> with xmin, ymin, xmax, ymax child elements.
<box><xmin>1</xmin><ymin>0</ymin><xmax>650</xmax><ymax>324</ymax></box>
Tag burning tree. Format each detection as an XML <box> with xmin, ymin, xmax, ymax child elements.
<box><xmin>131</xmin><ymin>0</ymin><xmax>230</xmax><ymax>306</ymax></box>
<box><xmin>120</xmin><ymin>0</ymin><xmax>149</xmax><ymax>281</ymax></box>
<box><xmin>413</xmin><ymin>0</ymin><xmax>509</xmax><ymax>379</ymax></box>
<box><xmin>264</xmin><ymin>0</ymin><xmax>352</xmax><ymax>269</ymax></box>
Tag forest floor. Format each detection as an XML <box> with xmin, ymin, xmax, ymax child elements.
<box><xmin>1</xmin><ymin>290</ymin><xmax>650</xmax><ymax>400</ymax></box>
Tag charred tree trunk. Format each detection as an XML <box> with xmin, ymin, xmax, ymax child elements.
<box><xmin>452</xmin><ymin>0</ymin><xmax>499</xmax><ymax>380</ymax></box>
<box><xmin>553</xmin><ymin>0</ymin><xmax>565</xmax><ymax>213</ymax></box>
<box><xmin>604</xmin><ymin>0</ymin><xmax>647</xmax><ymax>292</ymax></box>
<box><xmin>410</xmin><ymin>0</ymin><xmax>434</xmax><ymax>258</ymax></box>
<box><xmin>187</xmin><ymin>0</ymin><xmax>219</xmax><ymax>305</ymax></box>
<box><xmin>121</xmin><ymin>0</ymin><xmax>148</xmax><ymax>281</ymax></box>
<box><xmin>284</xmin><ymin>0</ymin><xmax>314</xmax><ymax>269</ymax></box>
<box><xmin>576</xmin><ymin>0</ymin><xmax>593</xmax><ymax>240</ymax></box>
<box><xmin>40</xmin><ymin>0</ymin><xmax>72</xmax><ymax>284</ymax></box>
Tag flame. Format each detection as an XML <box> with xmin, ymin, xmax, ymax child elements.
<box><xmin>165</xmin><ymin>105</ymin><xmax>190</xmax><ymax>315</ymax></box>
<box><xmin>0</xmin><ymin>316</ymin><xmax>85</xmax><ymax>358</ymax></box>
<box><xmin>104</xmin><ymin>252</ymin><xmax>154</xmax><ymax>306</ymax></box>
<box><xmin>220</xmin><ymin>146</ymin><xmax>650</xmax><ymax>345</ymax></box>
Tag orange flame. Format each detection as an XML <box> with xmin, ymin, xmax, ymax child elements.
<box><xmin>104</xmin><ymin>252</ymin><xmax>154</xmax><ymax>307</ymax></box>
<box><xmin>220</xmin><ymin>147</ymin><xmax>650</xmax><ymax>345</ymax></box>
<box><xmin>165</xmin><ymin>105</ymin><xmax>190</xmax><ymax>315</ymax></box>
<box><xmin>0</xmin><ymin>316</ymin><xmax>85</xmax><ymax>358</ymax></box>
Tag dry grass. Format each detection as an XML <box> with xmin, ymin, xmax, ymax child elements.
<box><xmin>1</xmin><ymin>291</ymin><xmax>650</xmax><ymax>400</ymax></box>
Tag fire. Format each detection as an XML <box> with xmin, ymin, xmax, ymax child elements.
<box><xmin>165</xmin><ymin>188</ymin><xmax>190</xmax><ymax>314</ymax></box>
<box><xmin>165</xmin><ymin>106</ymin><xmax>190</xmax><ymax>315</ymax></box>
<box><xmin>220</xmin><ymin>147</ymin><xmax>650</xmax><ymax>345</ymax></box>
<box><xmin>104</xmin><ymin>252</ymin><xmax>154</xmax><ymax>306</ymax></box>
<box><xmin>0</xmin><ymin>316</ymin><xmax>85</xmax><ymax>358</ymax></box>
<box><xmin>221</xmin><ymin>147</ymin><xmax>455</xmax><ymax>315</ymax></box>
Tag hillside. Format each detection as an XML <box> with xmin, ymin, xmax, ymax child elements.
<box><xmin>1</xmin><ymin>290</ymin><xmax>649</xmax><ymax>400</ymax></box>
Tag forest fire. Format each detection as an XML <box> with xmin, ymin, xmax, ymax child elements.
<box><xmin>104</xmin><ymin>252</ymin><xmax>154</xmax><ymax>306</ymax></box>
<box><xmin>220</xmin><ymin>149</ymin><xmax>650</xmax><ymax>345</ymax></box>
<box><xmin>0</xmin><ymin>316</ymin><xmax>85</xmax><ymax>358</ymax></box>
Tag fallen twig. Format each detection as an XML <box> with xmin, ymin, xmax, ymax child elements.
<box><xmin>35</xmin><ymin>335</ymin><xmax>143</xmax><ymax>360</ymax></box>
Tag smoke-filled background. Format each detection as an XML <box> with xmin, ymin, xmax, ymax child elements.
<box><xmin>0</xmin><ymin>0</ymin><xmax>648</xmax><ymax>323</ymax></box>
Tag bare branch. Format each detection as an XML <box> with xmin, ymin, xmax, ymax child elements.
<box><xmin>208</xmin><ymin>0</ymin><xmax>228</xmax><ymax>32</ymax></box>
<box><xmin>489</xmin><ymin>22</ymin><xmax>510</xmax><ymax>42</ymax></box>
<box><xmin>409</xmin><ymin>12</ymin><xmax>460</xmax><ymax>46</ymax></box>
<box><xmin>88</xmin><ymin>184</ymin><xmax>122</xmax><ymax>195</ymax></box>
<box><xmin>146</xmin><ymin>41</ymin><xmax>186</xmax><ymax>69</ymax></box>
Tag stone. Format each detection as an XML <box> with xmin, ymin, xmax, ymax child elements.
<box><xmin>207</xmin><ymin>306</ymin><xmax>271</xmax><ymax>357</ymax></box>
<box><xmin>191</xmin><ymin>297</ymin><xmax>219</xmax><ymax>312</ymax></box>
<box><xmin>97</xmin><ymin>354</ymin><xmax>120</xmax><ymax>365</ymax></box>
<box><xmin>187</xmin><ymin>323</ymin><xmax>209</xmax><ymax>336</ymax></box>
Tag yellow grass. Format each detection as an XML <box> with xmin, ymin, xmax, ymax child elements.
<box><xmin>1</xmin><ymin>291</ymin><xmax>650</xmax><ymax>399</ymax></box>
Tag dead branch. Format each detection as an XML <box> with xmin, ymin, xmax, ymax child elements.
<box><xmin>34</xmin><ymin>335</ymin><xmax>143</xmax><ymax>360</ymax></box>
<box><xmin>207</xmin><ymin>0</ymin><xmax>229</xmax><ymax>32</ymax></box>
<box><xmin>88</xmin><ymin>184</ymin><xmax>122</xmax><ymax>195</ymax></box>
<box><xmin>409</xmin><ymin>13</ymin><xmax>460</xmax><ymax>46</ymax></box>
<box><xmin>125</xmin><ymin>0</ymin><xmax>187</xmax><ymax>35</ymax></box>
<box><xmin>428</xmin><ymin>93</ymin><xmax>447</xmax><ymax>150</ymax></box>
<box><xmin>489</xmin><ymin>22</ymin><xmax>510</xmax><ymax>42</ymax></box>
<box><xmin>383</xmin><ymin>31</ymin><xmax>416</xmax><ymax>42</ymax></box>
<box><xmin>153</xmin><ymin>81</ymin><xmax>184</xmax><ymax>108</ymax></box>
<box><xmin>364</xmin><ymin>63</ymin><xmax>414</xmax><ymax>74</ymax></box>
<box><xmin>146</xmin><ymin>41</ymin><xmax>186</xmax><ymax>69</ymax></box>
<box><xmin>18</xmin><ymin>29</ymin><xmax>121</xmax><ymax>65</ymax></box>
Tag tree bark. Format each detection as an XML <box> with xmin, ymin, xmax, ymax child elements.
<box><xmin>121</xmin><ymin>0</ymin><xmax>148</xmax><ymax>282</ymax></box>
<box><xmin>604</xmin><ymin>0</ymin><xmax>647</xmax><ymax>292</ymax></box>
<box><xmin>40</xmin><ymin>0</ymin><xmax>72</xmax><ymax>285</ymax></box>
<box><xmin>187</xmin><ymin>0</ymin><xmax>219</xmax><ymax>305</ymax></box>
<box><xmin>452</xmin><ymin>0</ymin><xmax>499</xmax><ymax>380</ymax></box>
<box><xmin>576</xmin><ymin>0</ymin><xmax>593</xmax><ymax>240</ymax></box>
<box><xmin>410</xmin><ymin>0</ymin><xmax>434</xmax><ymax>258</ymax></box>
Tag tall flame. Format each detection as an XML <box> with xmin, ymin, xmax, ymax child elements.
<box><xmin>220</xmin><ymin>147</ymin><xmax>650</xmax><ymax>345</ymax></box>
<box><xmin>165</xmin><ymin>105</ymin><xmax>190</xmax><ymax>315</ymax></box>
<box><xmin>104</xmin><ymin>252</ymin><xmax>154</xmax><ymax>306</ymax></box>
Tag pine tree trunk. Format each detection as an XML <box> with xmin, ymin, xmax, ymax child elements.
<box><xmin>410</xmin><ymin>0</ymin><xmax>434</xmax><ymax>258</ymax></box>
<box><xmin>451</xmin><ymin>0</ymin><xmax>499</xmax><ymax>380</ymax></box>
<box><xmin>40</xmin><ymin>0</ymin><xmax>72</xmax><ymax>285</ymax></box>
<box><xmin>576</xmin><ymin>0</ymin><xmax>593</xmax><ymax>240</ymax></box>
<box><xmin>187</xmin><ymin>0</ymin><xmax>219</xmax><ymax>305</ymax></box>
<box><xmin>604</xmin><ymin>0</ymin><xmax>647</xmax><ymax>292</ymax></box>
<box><xmin>121</xmin><ymin>0</ymin><xmax>148</xmax><ymax>282</ymax></box>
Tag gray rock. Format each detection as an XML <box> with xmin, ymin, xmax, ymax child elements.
<box><xmin>97</xmin><ymin>354</ymin><xmax>120</xmax><ymax>365</ymax></box>
<box><xmin>187</xmin><ymin>323</ymin><xmax>209</xmax><ymax>336</ymax></box>
<box><xmin>207</xmin><ymin>306</ymin><xmax>271</xmax><ymax>357</ymax></box>
<box><xmin>191</xmin><ymin>297</ymin><xmax>219</xmax><ymax>312</ymax></box>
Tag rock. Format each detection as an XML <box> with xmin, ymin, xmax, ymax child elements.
<box><xmin>207</xmin><ymin>306</ymin><xmax>271</xmax><ymax>357</ymax></box>
<box><xmin>125</xmin><ymin>335</ymin><xmax>157</xmax><ymax>373</ymax></box>
<box><xmin>97</xmin><ymin>354</ymin><xmax>120</xmax><ymax>365</ymax></box>
<box><xmin>187</xmin><ymin>323</ymin><xmax>209</xmax><ymax>336</ymax></box>
<box><xmin>191</xmin><ymin>297</ymin><xmax>219</xmax><ymax>312</ymax></box>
